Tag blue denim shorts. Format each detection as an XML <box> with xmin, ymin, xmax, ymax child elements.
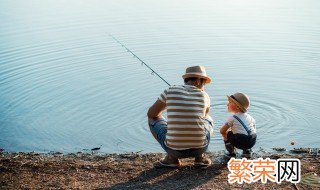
<box><xmin>149</xmin><ymin>118</ymin><xmax>213</xmax><ymax>158</ymax></box>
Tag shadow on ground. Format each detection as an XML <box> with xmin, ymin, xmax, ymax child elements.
<box><xmin>101</xmin><ymin>157</ymin><xmax>227</xmax><ymax>190</ymax></box>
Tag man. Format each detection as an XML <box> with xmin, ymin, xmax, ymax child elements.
<box><xmin>147</xmin><ymin>65</ymin><xmax>214</xmax><ymax>167</ymax></box>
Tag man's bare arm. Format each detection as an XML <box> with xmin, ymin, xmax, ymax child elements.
<box><xmin>205</xmin><ymin>107</ymin><xmax>210</xmax><ymax>117</ymax></box>
<box><xmin>147</xmin><ymin>99</ymin><xmax>166</xmax><ymax>119</ymax></box>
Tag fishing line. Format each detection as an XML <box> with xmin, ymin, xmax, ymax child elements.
<box><xmin>108</xmin><ymin>33</ymin><xmax>171</xmax><ymax>86</ymax></box>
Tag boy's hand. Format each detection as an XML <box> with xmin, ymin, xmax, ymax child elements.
<box><xmin>220</xmin><ymin>123</ymin><xmax>230</xmax><ymax>141</ymax></box>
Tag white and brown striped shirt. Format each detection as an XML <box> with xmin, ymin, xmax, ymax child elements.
<box><xmin>158</xmin><ymin>85</ymin><xmax>211</xmax><ymax>150</ymax></box>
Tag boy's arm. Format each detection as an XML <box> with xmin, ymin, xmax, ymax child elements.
<box><xmin>220</xmin><ymin>123</ymin><xmax>231</xmax><ymax>140</ymax></box>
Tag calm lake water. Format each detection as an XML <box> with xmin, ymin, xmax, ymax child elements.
<box><xmin>0</xmin><ymin>0</ymin><xmax>319</xmax><ymax>153</ymax></box>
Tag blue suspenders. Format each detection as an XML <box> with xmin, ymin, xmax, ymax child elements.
<box><xmin>233</xmin><ymin>115</ymin><xmax>252</xmax><ymax>136</ymax></box>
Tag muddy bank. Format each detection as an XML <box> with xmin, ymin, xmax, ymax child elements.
<box><xmin>0</xmin><ymin>150</ymin><xmax>319</xmax><ymax>189</ymax></box>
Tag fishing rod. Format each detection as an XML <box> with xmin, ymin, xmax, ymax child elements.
<box><xmin>108</xmin><ymin>33</ymin><xmax>171</xmax><ymax>86</ymax></box>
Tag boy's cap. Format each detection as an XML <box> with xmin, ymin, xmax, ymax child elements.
<box><xmin>182</xmin><ymin>65</ymin><xmax>212</xmax><ymax>84</ymax></box>
<box><xmin>227</xmin><ymin>93</ymin><xmax>250</xmax><ymax>113</ymax></box>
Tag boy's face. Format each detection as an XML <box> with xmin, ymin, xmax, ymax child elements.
<box><xmin>227</xmin><ymin>100</ymin><xmax>239</xmax><ymax>113</ymax></box>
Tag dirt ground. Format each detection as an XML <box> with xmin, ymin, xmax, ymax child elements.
<box><xmin>0</xmin><ymin>150</ymin><xmax>319</xmax><ymax>189</ymax></box>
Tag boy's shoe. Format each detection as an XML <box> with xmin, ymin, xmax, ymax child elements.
<box><xmin>224</xmin><ymin>151</ymin><xmax>236</xmax><ymax>158</ymax></box>
<box><xmin>224</xmin><ymin>141</ymin><xmax>236</xmax><ymax>159</ymax></box>
<box><xmin>154</xmin><ymin>155</ymin><xmax>181</xmax><ymax>168</ymax></box>
<box><xmin>224</xmin><ymin>142</ymin><xmax>235</xmax><ymax>154</ymax></box>
<box><xmin>195</xmin><ymin>154</ymin><xmax>212</xmax><ymax>167</ymax></box>
<box><xmin>242</xmin><ymin>149</ymin><xmax>252</xmax><ymax>158</ymax></box>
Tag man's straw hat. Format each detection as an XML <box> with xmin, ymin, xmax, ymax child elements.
<box><xmin>227</xmin><ymin>93</ymin><xmax>250</xmax><ymax>113</ymax></box>
<box><xmin>182</xmin><ymin>66</ymin><xmax>212</xmax><ymax>84</ymax></box>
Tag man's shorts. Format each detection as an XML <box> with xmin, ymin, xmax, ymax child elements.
<box><xmin>149</xmin><ymin>118</ymin><xmax>213</xmax><ymax>158</ymax></box>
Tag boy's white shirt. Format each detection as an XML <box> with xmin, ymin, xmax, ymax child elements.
<box><xmin>226</xmin><ymin>112</ymin><xmax>256</xmax><ymax>135</ymax></box>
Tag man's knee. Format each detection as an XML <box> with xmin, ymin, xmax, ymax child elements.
<box><xmin>148</xmin><ymin>118</ymin><xmax>167</xmax><ymax>141</ymax></box>
<box><xmin>148</xmin><ymin>118</ymin><xmax>158</xmax><ymax>139</ymax></box>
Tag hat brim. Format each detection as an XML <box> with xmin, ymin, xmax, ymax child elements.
<box><xmin>182</xmin><ymin>74</ymin><xmax>212</xmax><ymax>84</ymax></box>
<box><xmin>227</xmin><ymin>95</ymin><xmax>247</xmax><ymax>112</ymax></box>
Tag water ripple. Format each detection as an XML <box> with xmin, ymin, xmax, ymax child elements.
<box><xmin>1</xmin><ymin>0</ymin><xmax>319</xmax><ymax>152</ymax></box>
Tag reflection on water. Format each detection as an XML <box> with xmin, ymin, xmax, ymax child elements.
<box><xmin>0</xmin><ymin>0</ymin><xmax>319</xmax><ymax>153</ymax></box>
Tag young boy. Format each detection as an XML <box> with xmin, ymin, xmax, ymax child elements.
<box><xmin>220</xmin><ymin>93</ymin><xmax>257</xmax><ymax>158</ymax></box>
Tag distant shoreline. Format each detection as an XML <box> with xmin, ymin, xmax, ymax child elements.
<box><xmin>1</xmin><ymin>151</ymin><xmax>319</xmax><ymax>189</ymax></box>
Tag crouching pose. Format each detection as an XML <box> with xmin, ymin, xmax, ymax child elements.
<box><xmin>148</xmin><ymin>66</ymin><xmax>214</xmax><ymax>167</ymax></box>
<box><xmin>220</xmin><ymin>93</ymin><xmax>257</xmax><ymax>158</ymax></box>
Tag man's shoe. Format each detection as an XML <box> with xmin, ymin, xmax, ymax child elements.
<box><xmin>154</xmin><ymin>155</ymin><xmax>181</xmax><ymax>168</ymax></box>
<box><xmin>195</xmin><ymin>154</ymin><xmax>212</xmax><ymax>167</ymax></box>
<box><xmin>242</xmin><ymin>149</ymin><xmax>252</xmax><ymax>158</ymax></box>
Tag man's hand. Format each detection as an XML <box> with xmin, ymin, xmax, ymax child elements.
<box><xmin>147</xmin><ymin>99</ymin><xmax>166</xmax><ymax>120</ymax></box>
<box><xmin>205</xmin><ymin>107</ymin><xmax>210</xmax><ymax>117</ymax></box>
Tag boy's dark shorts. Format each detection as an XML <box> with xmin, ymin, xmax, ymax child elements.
<box><xmin>227</xmin><ymin>131</ymin><xmax>257</xmax><ymax>150</ymax></box>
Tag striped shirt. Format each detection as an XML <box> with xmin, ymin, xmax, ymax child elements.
<box><xmin>158</xmin><ymin>85</ymin><xmax>211</xmax><ymax>150</ymax></box>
